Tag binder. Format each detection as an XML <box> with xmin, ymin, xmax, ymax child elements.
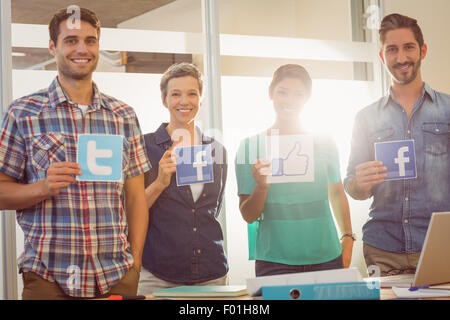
<box><xmin>247</xmin><ymin>267</ymin><xmax>363</xmax><ymax>296</ymax></box>
<box><xmin>261</xmin><ymin>281</ymin><xmax>380</xmax><ymax>300</ymax></box>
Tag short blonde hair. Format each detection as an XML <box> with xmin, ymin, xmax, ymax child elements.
<box><xmin>160</xmin><ymin>62</ymin><xmax>203</xmax><ymax>99</ymax></box>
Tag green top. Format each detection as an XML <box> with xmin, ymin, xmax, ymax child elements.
<box><xmin>235</xmin><ymin>132</ymin><xmax>342</xmax><ymax>265</ymax></box>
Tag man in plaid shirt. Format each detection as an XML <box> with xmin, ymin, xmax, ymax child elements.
<box><xmin>0</xmin><ymin>7</ymin><xmax>150</xmax><ymax>299</ymax></box>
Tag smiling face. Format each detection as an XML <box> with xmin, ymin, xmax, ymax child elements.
<box><xmin>49</xmin><ymin>20</ymin><xmax>99</xmax><ymax>81</ymax></box>
<box><xmin>163</xmin><ymin>76</ymin><xmax>202</xmax><ymax>127</ymax></box>
<box><xmin>270</xmin><ymin>77</ymin><xmax>310</xmax><ymax>120</ymax></box>
<box><xmin>380</xmin><ymin>28</ymin><xmax>427</xmax><ymax>85</ymax></box>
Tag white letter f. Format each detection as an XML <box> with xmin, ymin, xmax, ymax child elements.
<box><xmin>394</xmin><ymin>146</ymin><xmax>410</xmax><ymax>177</ymax></box>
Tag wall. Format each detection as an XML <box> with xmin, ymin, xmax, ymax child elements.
<box><xmin>119</xmin><ymin>0</ymin><xmax>351</xmax><ymax>39</ymax></box>
<box><xmin>119</xmin><ymin>0</ymin><xmax>354</xmax><ymax>80</ymax></box>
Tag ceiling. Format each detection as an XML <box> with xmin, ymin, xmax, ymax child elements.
<box><xmin>11</xmin><ymin>0</ymin><xmax>176</xmax><ymax>27</ymax></box>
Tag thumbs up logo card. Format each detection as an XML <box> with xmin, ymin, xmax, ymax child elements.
<box><xmin>174</xmin><ymin>144</ymin><xmax>214</xmax><ymax>186</ymax></box>
<box><xmin>375</xmin><ymin>139</ymin><xmax>417</xmax><ymax>181</ymax></box>
<box><xmin>77</xmin><ymin>134</ymin><xmax>123</xmax><ymax>182</ymax></box>
<box><xmin>266</xmin><ymin>135</ymin><xmax>314</xmax><ymax>184</ymax></box>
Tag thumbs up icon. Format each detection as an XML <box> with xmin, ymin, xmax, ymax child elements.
<box><xmin>271</xmin><ymin>141</ymin><xmax>309</xmax><ymax>176</ymax></box>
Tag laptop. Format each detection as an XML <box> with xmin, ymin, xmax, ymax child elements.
<box><xmin>369</xmin><ymin>212</ymin><xmax>450</xmax><ymax>288</ymax></box>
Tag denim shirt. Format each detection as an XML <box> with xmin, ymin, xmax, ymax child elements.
<box><xmin>142</xmin><ymin>123</ymin><xmax>228</xmax><ymax>283</ymax></box>
<box><xmin>344</xmin><ymin>83</ymin><xmax>450</xmax><ymax>253</ymax></box>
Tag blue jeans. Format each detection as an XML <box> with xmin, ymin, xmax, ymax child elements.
<box><xmin>255</xmin><ymin>255</ymin><xmax>343</xmax><ymax>277</ymax></box>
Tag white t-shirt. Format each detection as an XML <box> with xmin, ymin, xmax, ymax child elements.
<box><xmin>78</xmin><ymin>104</ymin><xmax>89</xmax><ymax>115</ymax></box>
<box><xmin>190</xmin><ymin>183</ymin><xmax>205</xmax><ymax>203</ymax></box>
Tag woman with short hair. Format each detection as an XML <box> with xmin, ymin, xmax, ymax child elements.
<box><xmin>138</xmin><ymin>63</ymin><xmax>228</xmax><ymax>294</ymax></box>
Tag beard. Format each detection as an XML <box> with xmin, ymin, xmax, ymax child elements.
<box><xmin>388</xmin><ymin>58</ymin><xmax>421</xmax><ymax>85</ymax></box>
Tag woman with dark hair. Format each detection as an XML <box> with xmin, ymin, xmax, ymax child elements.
<box><xmin>138</xmin><ymin>62</ymin><xmax>228</xmax><ymax>294</ymax></box>
<box><xmin>235</xmin><ymin>64</ymin><xmax>354</xmax><ymax>277</ymax></box>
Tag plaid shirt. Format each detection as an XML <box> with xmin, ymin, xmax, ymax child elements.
<box><xmin>0</xmin><ymin>77</ymin><xmax>150</xmax><ymax>297</ymax></box>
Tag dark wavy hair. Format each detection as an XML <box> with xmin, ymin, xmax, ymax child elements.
<box><xmin>49</xmin><ymin>7</ymin><xmax>101</xmax><ymax>45</ymax></box>
<box><xmin>379</xmin><ymin>13</ymin><xmax>424</xmax><ymax>48</ymax></box>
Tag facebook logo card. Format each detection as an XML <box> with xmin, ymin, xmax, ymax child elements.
<box><xmin>374</xmin><ymin>140</ymin><xmax>417</xmax><ymax>181</ymax></box>
<box><xmin>174</xmin><ymin>145</ymin><xmax>214</xmax><ymax>186</ymax></box>
<box><xmin>77</xmin><ymin>134</ymin><xmax>123</xmax><ymax>182</ymax></box>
